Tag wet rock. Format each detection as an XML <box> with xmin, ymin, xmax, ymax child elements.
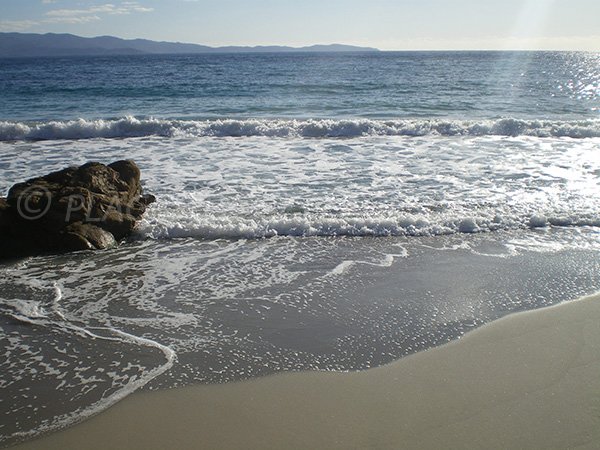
<box><xmin>0</xmin><ymin>160</ymin><xmax>155</xmax><ymax>259</ymax></box>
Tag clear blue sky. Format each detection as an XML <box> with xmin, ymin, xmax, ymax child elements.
<box><xmin>1</xmin><ymin>0</ymin><xmax>599</xmax><ymax>50</ymax></box>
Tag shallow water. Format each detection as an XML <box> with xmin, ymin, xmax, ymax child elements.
<box><xmin>3</xmin><ymin>228</ymin><xmax>600</xmax><ymax>445</ymax></box>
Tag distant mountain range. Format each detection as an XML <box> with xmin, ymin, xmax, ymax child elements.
<box><xmin>0</xmin><ymin>33</ymin><xmax>380</xmax><ymax>57</ymax></box>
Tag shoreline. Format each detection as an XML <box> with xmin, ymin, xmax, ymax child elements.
<box><xmin>12</xmin><ymin>292</ymin><xmax>600</xmax><ymax>450</ymax></box>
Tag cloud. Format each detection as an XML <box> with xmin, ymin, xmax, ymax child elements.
<box><xmin>119</xmin><ymin>1</ymin><xmax>154</xmax><ymax>13</ymax></box>
<box><xmin>46</xmin><ymin>2</ymin><xmax>153</xmax><ymax>17</ymax></box>
<box><xmin>46</xmin><ymin>8</ymin><xmax>103</xmax><ymax>17</ymax></box>
<box><xmin>0</xmin><ymin>2</ymin><xmax>153</xmax><ymax>32</ymax></box>
<box><xmin>0</xmin><ymin>20</ymin><xmax>39</xmax><ymax>32</ymax></box>
<box><xmin>45</xmin><ymin>15</ymin><xmax>102</xmax><ymax>24</ymax></box>
<box><xmin>44</xmin><ymin>2</ymin><xmax>153</xmax><ymax>23</ymax></box>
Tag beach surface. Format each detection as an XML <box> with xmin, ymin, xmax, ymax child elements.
<box><xmin>14</xmin><ymin>292</ymin><xmax>600</xmax><ymax>450</ymax></box>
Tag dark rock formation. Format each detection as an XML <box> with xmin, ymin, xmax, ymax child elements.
<box><xmin>0</xmin><ymin>160</ymin><xmax>155</xmax><ymax>259</ymax></box>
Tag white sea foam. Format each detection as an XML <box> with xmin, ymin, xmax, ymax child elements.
<box><xmin>1</xmin><ymin>117</ymin><xmax>600</xmax><ymax>141</ymax></box>
<box><xmin>326</xmin><ymin>253</ymin><xmax>398</xmax><ymax>277</ymax></box>
<box><xmin>136</xmin><ymin>209</ymin><xmax>600</xmax><ymax>241</ymax></box>
<box><xmin>0</xmin><ymin>282</ymin><xmax>176</xmax><ymax>445</ymax></box>
<box><xmin>3</xmin><ymin>125</ymin><xmax>600</xmax><ymax>243</ymax></box>
<box><xmin>5</xmin><ymin>325</ymin><xmax>175</xmax><ymax>445</ymax></box>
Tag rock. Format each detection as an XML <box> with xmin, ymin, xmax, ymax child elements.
<box><xmin>100</xmin><ymin>210</ymin><xmax>137</xmax><ymax>241</ymax></box>
<box><xmin>65</xmin><ymin>222</ymin><xmax>118</xmax><ymax>250</ymax></box>
<box><xmin>0</xmin><ymin>198</ymin><xmax>9</xmax><ymax>227</ymax></box>
<box><xmin>0</xmin><ymin>160</ymin><xmax>155</xmax><ymax>259</ymax></box>
<box><xmin>108</xmin><ymin>160</ymin><xmax>141</xmax><ymax>198</ymax></box>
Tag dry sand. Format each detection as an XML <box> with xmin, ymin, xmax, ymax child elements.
<box><xmin>14</xmin><ymin>293</ymin><xmax>600</xmax><ymax>450</ymax></box>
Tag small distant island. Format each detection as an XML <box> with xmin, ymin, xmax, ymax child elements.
<box><xmin>0</xmin><ymin>32</ymin><xmax>380</xmax><ymax>58</ymax></box>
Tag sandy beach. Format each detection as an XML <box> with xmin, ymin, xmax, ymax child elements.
<box><xmin>12</xmin><ymin>292</ymin><xmax>600</xmax><ymax>450</ymax></box>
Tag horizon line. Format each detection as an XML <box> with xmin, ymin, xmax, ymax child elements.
<box><xmin>2</xmin><ymin>31</ymin><xmax>598</xmax><ymax>54</ymax></box>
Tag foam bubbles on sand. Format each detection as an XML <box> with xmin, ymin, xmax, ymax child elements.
<box><xmin>0</xmin><ymin>279</ymin><xmax>174</xmax><ymax>446</ymax></box>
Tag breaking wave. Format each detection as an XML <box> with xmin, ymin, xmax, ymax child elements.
<box><xmin>136</xmin><ymin>210</ymin><xmax>600</xmax><ymax>241</ymax></box>
<box><xmin>1</xmin><ymin>116</ymin><xmax>600</xmax><ymax>141</ymax></box>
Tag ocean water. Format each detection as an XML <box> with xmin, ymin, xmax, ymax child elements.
<box><xmin>1</xmin><ymin>51</ymin><xmax>600</xmax><ymax>446</ymax></box>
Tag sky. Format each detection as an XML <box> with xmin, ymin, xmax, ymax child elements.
<box><xmin>1</xmin><ymin>0</ymin><xmax>599</xmax><ymax>51</ymax></box>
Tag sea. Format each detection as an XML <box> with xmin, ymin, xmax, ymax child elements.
<box><xmin>1</xmin><ymin>51</ymin><xmax>599</xmax><ymax>446</ymax></box>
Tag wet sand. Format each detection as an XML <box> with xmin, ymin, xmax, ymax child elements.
<box><xmin>14</xmin><ymin>293</ymin><xmax>600</xmax><ymax>450</ymax></box>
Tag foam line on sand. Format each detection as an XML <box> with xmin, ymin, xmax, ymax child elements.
<box><xmin>14</xmin><ymin>292</ymin><xmax>600</xmax><ymax>450</ymax></box>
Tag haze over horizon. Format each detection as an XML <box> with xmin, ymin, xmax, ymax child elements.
<box><xmin>0</xmin><ymin>0</ymin><xmax>599</xmax><ymax>52</ymax></box>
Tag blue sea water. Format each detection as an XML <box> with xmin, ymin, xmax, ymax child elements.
<box><xmin>1</xmin><ymin>51</ymin><xmax>599</xmax><ymax>122</ymax></box>
<box><xmin>1</xmin><ymin>51</ymin><xmax>600</xmax><ymax>445</ymax></box>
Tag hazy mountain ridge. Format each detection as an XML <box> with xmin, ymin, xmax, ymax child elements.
<box><xmin>0</xmin><ymin>33</ymin><xmax>380</xmax><ymax>57</ymax></box>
